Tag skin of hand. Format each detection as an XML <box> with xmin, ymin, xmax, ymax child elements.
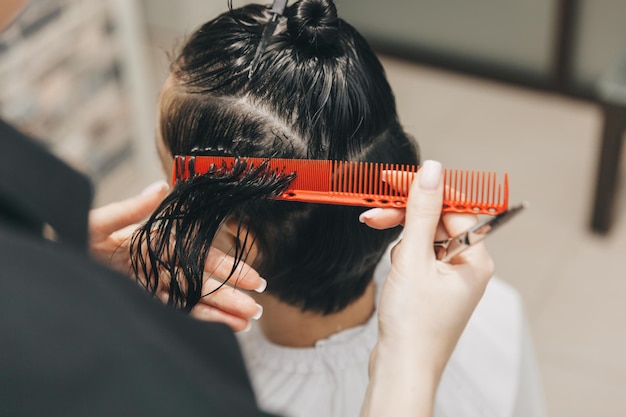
<box><xmin>0</xmin><ymin>0</ymin><xmax>27</xmax><ymax>32</ymax></box>
<box><xmin>359</xmin><ymin>160</ymin><xmax>495</xmax><ymax>417</ymax></box>
<box><xmin>88</xmin><ymin>180</ymin><xmax>266</xmax><ymax>332</ymax></box>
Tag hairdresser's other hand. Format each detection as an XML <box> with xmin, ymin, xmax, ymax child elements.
<box><xmin>360</xmin><ymin>161</ymin><xmax>494</xmax><ymax>417</ymax></box>
<box><xmin>157</xmin><ymin>245</ymin><xmax>266</xmax><ymax>332</ymax></box>
<box><xmin>89</xmin><ymin>181</ymin><xmax>170</xmax><ymax>272</ymax></box>
<box><xmin>89</xmin><ymin>181</ymin><xmax>266</xmax><ymax>332</ymax></box>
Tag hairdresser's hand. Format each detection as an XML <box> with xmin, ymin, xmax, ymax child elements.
<box><xmin>89</xmin><ymin>180</ymin><xmax>266</xmax><ymax>332</ymax></box>
<box><xmin>360</xmin><ymin>161</ymin><xmax>494</xmax><ymax>417</ymax></box>
<box><xmin>155</xmin><ymin>245</ymin><xmax>266</xmax><ymax>332</ymax></box>
<box><xmin>89</xmin><ymin>181</ymin><xmax>170</xmax><ymax>273</ymax></box>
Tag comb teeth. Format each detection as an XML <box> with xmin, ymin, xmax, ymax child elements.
<box><xmin>442</xmin><ymin>169</ymin><xmax>509</xmax><ymax>214</ymax></box>
<box><xmin>173</xmin><ymin>156</ymin><xmax>509</xmax><ymax>215</ymax></box>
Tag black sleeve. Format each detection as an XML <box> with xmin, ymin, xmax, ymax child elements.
<box><xmin>0</xmin><ymin>119</ymin><xmax>92</xmax><ymax>248</ymax></box>
<box><xmin>0</xmin><ymin>222</ymin><xmax>278</xmax><ymax>417</ymax></box>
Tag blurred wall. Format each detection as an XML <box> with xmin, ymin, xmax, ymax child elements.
<box><xmin>572</xmin><ymin>0</ymin><xmax>626</xmax><ymax>89</ymax></box>
<box><xmin>0</xmin><ymin>0</ymin><xmax>147</xmax><ymax>181</ymax></box>
<box><xmin>337</xmin><ymin>0</ymin><xmax>557</xmax><ymax>82</ymax></box>
<box><xmin>338</xmin><ymin>0</ymin><xmax>626</xmax><ymax>91</ymax></box>
<box><xmin>140</xmin><ymin>0</ymin><xmax>626</xmax><ymax>93</ymax></box>
<box><xmin>140</xmin><ymin>0</ymin><xmax>230</xmax><ymax>36</ymax></box>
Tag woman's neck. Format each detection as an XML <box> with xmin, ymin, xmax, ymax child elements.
<box><xmin>254</xmin><ymin>281</ymin><xmax>376</xmax><ymax>347</ymax></box>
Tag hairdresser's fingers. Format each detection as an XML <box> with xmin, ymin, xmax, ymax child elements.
<box><xmin>401</xmin><ymin>160</ymin><xmax>444</xmax><ymax>260</ymax></box>
<box><xmin>360</xmin><ymin>210</ymin><xmax>451</xmax><ymax>246</ymax></box>
<box><xmin>434</xmin><ymin>220</ymin><xmax>449</xmax><ymax>241</ymax></box>
<box><xmin>356</xmin><ymin>169</ymin><xmax>412</xmax><ymax>230</ymax></box>
<box><xmin>440</xmin><ymin>213</ymin><xmax>493</xmax><ymax>275</ymax></box>
<box><xmin>441</xmin><ymin>212</ymin><xmax>479</xmax><ymax>238</ymax></box>
<box><xmin>381</xmin><ymin>169</ymin><xmax>414</xmax><ymax>195</ymax></box>
<box><xmin>203</xmin><ymin>247</ymin><xmax>267</xmax><ymax>293</ymax></box>
<box><xmin>359</xmin><ymin>207</ymin><xmax>405</xmax><ymax>229</ymax></box>
<box><xmin>199</xmin><ymin>279</ymin><xmax>263</xmax><ymax>320</ymax></box>
<box><xmin>89</xmin><ymin>180</ymin><xmax>169</xmax><ymax>239</ymax></box>
<box><xmin>190</xmin><ymin>304</ymin><xmax>251</xmax><ymax>333</ymax></box>
<box><xmin>157</xmin><ymin>289</ymin><xmax>255</xmax><ymax>332</ymax></box>
<box><xmin>362</xmin><ymin>173</ymin><xmax>461</xmax><ymax>232</ymax></box>
<box><xmin>89</xmin><ymin>223</ymin><xmax>134</xmax><ymax>264</ymax></box>
<box><xmin>357</xmin><ymin>169</ymin><xmax>412</xmax><ymax>230</ymax></box>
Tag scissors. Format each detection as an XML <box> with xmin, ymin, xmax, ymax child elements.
<box><xmin>434</xmin><ymin>201</ymin><xmax>528</xmax><ymax>262</ymax></box>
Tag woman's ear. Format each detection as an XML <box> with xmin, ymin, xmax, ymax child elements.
<box><xmin>212</xmin><ymin>219</ymin><xmax>239</xmax><ymax>254</ymax></box>
<box><xmin>213</xmin><ymin>218</ymin><xmax>259</xmax><ymax>265</ymax></box>
<box><xmin>155</xmin><ymin>75</ymin><xmax>177</xmax><ymax>177</ymax></box>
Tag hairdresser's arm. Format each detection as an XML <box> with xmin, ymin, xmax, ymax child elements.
<box><xmin>360</xmin><ymin>161</ymin><xmax>495</xmax><ymax>417</ymax></box>
<box><xmin>89</xmin><ymin>180</ymin><xmax>266</xmax><ymax>332</ymax></box>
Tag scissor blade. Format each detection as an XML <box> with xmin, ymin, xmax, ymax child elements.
<box><xmin>438</xmin><ymin>201</ymin><xmax>528</xmax><ymax>262</ymax></box>
<box><xmin>471</xmin><ymin>201</ymin><xmax>528</xmax><ymax>239</ymax></box>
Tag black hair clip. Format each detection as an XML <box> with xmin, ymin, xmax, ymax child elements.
<box><xmin>248</xmin><ymin>0</ymin><xmax>288</xmax><ymax>78</ymax></box>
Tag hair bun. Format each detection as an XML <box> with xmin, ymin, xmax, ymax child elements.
<box><xmin>286</xmin><ymin>0</ymin><xmax>339</xmax><ymax>51</ymax></box>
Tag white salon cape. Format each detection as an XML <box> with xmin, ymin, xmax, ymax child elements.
<box><xmin>237</xmin><ymin>250</ymin><xmax>546</xmax><ymax>417</ymax></box>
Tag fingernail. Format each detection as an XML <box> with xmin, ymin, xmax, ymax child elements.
<box><xmin>359</xmin><ymin>208</ymin><xmax>383</xmax><ymax>223</ymax></box>
<box><xmin>252</xmin><ymin>304</ymin><xmax>263</xmax><ymax>320</ymax></box>
<box><xmin>419</xmin><ymin>160</ymin><xmax>442</xmax><ymax>190</ymax></box>
<box><xmin>254</xmin><ymin>278</ymin><xmax>268</xmax><ymax>293</ymax></box>
<box><xmin>141</xmin><ymin>180</ymin><xmax>169</xmax><ymax>197</ymax></box>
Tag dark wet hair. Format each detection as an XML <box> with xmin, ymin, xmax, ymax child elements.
<box><xmin>131</xmin><ymin>0</ymin><xmax>419</xmax><ymax>314</ymax></box>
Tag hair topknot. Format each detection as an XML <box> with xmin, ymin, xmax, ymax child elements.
<box><xmin>286</xmin><ymin>0</ymin><xmax>339</xmax><ymax>50</ymax></box>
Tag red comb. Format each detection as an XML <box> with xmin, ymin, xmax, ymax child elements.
<box><xmin>172</xmin><ymin>156</ymin><xmax>509</xmax><ymax>214</ymax></box>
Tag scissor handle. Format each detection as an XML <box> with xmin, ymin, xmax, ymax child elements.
<box><xmin>432</xmin><ymin>201</ymin><xmax>528</xmax><ymax>263</ymax></box>
<box><xmin>434</xmin><ymin>234</ymin><xmax>471</xmax><ymax>262</ymax></box>
<box><xmin>433</xmin><ymin>239</ymin><xmax>450</xmax><ymax>260</ymax></box>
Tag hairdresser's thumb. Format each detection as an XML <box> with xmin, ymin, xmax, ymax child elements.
<box><xmin>401</xmin><ymin>160</ymin><xmax>444</xmax><ymax>262</ymax></box>
<box><xmin>89</xmin><ymin>180</ymin><xmax>169</xmax><ymax>237</ymax></box>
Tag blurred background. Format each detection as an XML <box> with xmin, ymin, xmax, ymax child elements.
<box><xmin>1</xmin><ymin>0</ymin><xmax>625</xmax><ymax>415</ymax></box>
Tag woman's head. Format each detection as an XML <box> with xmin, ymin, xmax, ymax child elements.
<box><xmin>137</xmin><ymin>0</ymin><xmax>419</xmax><ymax>314</ymax></box>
